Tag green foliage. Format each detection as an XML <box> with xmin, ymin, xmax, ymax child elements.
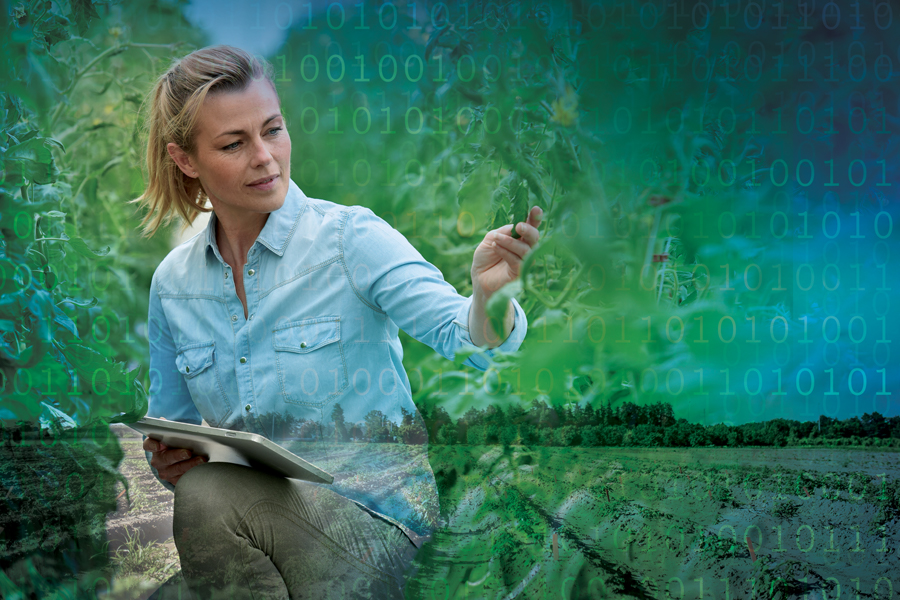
<box><xmin>0</xmin><ymin>0</ymin><xmax>201</xmax><ymax>595</ymax></box>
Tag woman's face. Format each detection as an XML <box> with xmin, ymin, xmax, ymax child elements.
<box><xmin>170</xmin><ymin>78</ymin><xmax>291</xmax><ymax>222</ymax></box>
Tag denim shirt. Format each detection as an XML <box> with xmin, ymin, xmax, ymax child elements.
<box><xmin>145</xmin><ymin>179</ymin><xmax>527</xmax><ymax>545</ymax></box>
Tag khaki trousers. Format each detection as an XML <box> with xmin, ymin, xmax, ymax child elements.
<box><xmin>171</xmin><ymin>462</ymin><xmax>420</xmax><ymax>600</ymax></box>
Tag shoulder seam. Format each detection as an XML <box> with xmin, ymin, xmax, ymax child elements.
<box><xmin>339</xmin><ymin>206</ymin><xmax>386</xmax><ymax>315</ymax></box>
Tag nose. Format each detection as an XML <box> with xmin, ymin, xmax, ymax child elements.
<box><xmin>249</xmin><ymin>135</ymin><xmax>274</xmax><ymax>168</ymax></box>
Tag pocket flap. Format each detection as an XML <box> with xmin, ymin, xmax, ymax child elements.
<box><xmin>273</xmin><ymin>317</ymin><xmax>340</xmax><ymax>354</ymax></box>
<box><xmin>175</xmin><ymin>341</ymin><xmax>216</xmax><ymax>378</ymax></box>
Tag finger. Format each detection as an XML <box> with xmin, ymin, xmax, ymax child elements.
<box><xmin>493</xmin><ymin>231</ymin><xmax>530</xmax><ymax>259</ymax></box>
<box><xmin>510</xmin><ymin>221</ymin><xmax>541</xmax><ymax>247</ymax></box>
<box><xmin>143</xmin><ymin>438</ymin><xmax>168</xmax><ymax>453</ymax></box>
<box><xmin>491</xmin><ymin>238</ymin><xmax>523</xmax><ymax>272</ymax></box>
<box><xmin>160</xmin><ymin>456</ymin><xmax>206</xmax><ymax>483</ymax></box>
<box><xmin>159</xmin><ymin>448</ymin><xmax>193</xmax><ymax>467</ymax></box>
<box><xmin>526</xmin><ymin>206</ymin><xmax>543</xmax><ymax>228</ymax></box>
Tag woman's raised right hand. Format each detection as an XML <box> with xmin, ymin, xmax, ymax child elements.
<box><xmin>144</xmin><ymin>437</ymin><xmax>207</xmax><ymax>486</ymax></box>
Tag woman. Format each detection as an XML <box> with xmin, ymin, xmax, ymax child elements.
<box><xmin>136</xmin><ymin>45</ymin><xmax>542</xmax><ymax>600</ymax></box>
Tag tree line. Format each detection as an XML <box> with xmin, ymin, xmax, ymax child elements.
<box><xmin>249</xmin><ymin>401</ymin><xmax>900</xmax><ymax>448</ymax></box>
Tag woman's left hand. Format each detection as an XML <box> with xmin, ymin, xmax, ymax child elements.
<box><xmin>471</xmin><ymin>207</ymin><xmax>543</xmax><ymax>298</ymax></box>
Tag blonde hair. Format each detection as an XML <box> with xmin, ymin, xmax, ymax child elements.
<box><xmin>132</xmin><ymin>45</ymin><xmax>276</xmax><ymax>237</ymax></box>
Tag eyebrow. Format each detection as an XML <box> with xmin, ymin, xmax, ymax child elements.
<box><xmin>214</xmin><ymin>114</ymin><xmax>282</xmax><ymax>140</ymax></box>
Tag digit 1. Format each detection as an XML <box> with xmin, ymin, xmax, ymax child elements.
<box><xmin>850</xmin><ymin>211</ymin><xmax>863</xmax><ymax>238</ymax></box>
<box><xmin>381</xmin><ymin>159</ymin><xmax>394</xmax><ymax>186</ymax></box>
<box><xmin>719</xmin><ymin>369</ymin><xmax>735</xmax><ymax>396</ymax></box>
<box><xmin>799</xmin><ymin>315</ymin><xmax>811</xmax><ymax>343</ymax></box>
<box><xmin>875</xmin><ymin>369</ymin><xmax>890</xmax><ymax>397</ymax></box>
<box><xmin>406</xmin><ymin>3</ymin><xmax>421</xmax><ymax>29</ymax></box>
<box><xmin>70</xmin><ymin>371</ymin><xmax>82</xmax><ymax>396</ymax></box>
<box><xmin>302</xmin><ymin>3</ymin><xmax>317</xmax><ymax>29</ymax></box>
<box><xmin>877</xmin><ymin>160</ymin><xmax>890</xmax><ymax>186</ymax></box>
<box><xmin>825</xmin><ymin>369</ymin><xmax>838</xmax><ymax>395</ymax></box>
<box><xmin>876</xmin><ymin>526</ymin><xmax>887</xmax><ymax>552</ymax></box>
<box><xmin>431</xmin><ymin>52</ymin><xmax>446</xmax><ymax>82</ymax></box>
<box><xmin>798</xmin><ymin>211</ymin><xmax>812</xmax><ymax>238</ymax></box>
<box><xmin>877</xmin><ymin>316</ymin><xmax>891</xmax><ymax>342</ymax></box>
<box><xmin>772</xmin><ymin>368</ymin><xmax>786</xmax><ymax>395</ymax></box>
<box><xmin>276</xmin><ymin>55</ymin><xmax>291</xmax><ymax>82</ymax></box>
<box><xmin>354</xmin><ymin>2</ymin><xmax>369</xmax><ymax>29</ymax></box>
<box><xmin>851</xmin><ymin>526</ymin><xmax>863</xmax><ymax>552</ymax></box>
<box><xmin>719</xmin><ymin>264</ymin><xmax>734</xmax><ymax>290</ymax></box>
<box><xmin>772</xmin><ymin>264</ymin><xmax>786</xmax><ymax>291</ymax></box>
<box><xmin>718</xmin><ymin>578</ymin><xmax>730</xmax><ymax>600</ymax></box>
<box><xmin>354</xmin><ymin>55</ymin><xmax>370</xmax><ymax>82</ymax></box>
<box><xmin>694</xmin><ymin>368</ymin><xmax>708</xmax><ymax>395</ymax></box>
<box><xmin>746</xmin><ymin>315</ymin><xmax>759</xmax><ymax>343</ymax></box>
<box><xmin>772</xmin><ymin>525</ymin><xmax>785</xmax><ymax>551</ymax></box>
<box><xmin>825</xmin><ymin>159</ymin><xmax>838</xmax><ymax>187</ymax></box>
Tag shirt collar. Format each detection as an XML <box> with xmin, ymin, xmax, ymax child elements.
<box><xmin>204</xmin><ymin>179</ymin><xmax>308</xmax><ymax>261</ymax></box>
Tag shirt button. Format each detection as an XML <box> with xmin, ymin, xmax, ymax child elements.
<box><xmin>300</xmin><ymin>342</ymin><xmax>307</xmax><ymax>348</ymax></box>
<box><xmin>225</xmin><ymin>272</ymin><xmax>229</xmax><ymax>279</ymax></box>
<box><xmin>185</xmin><ymin>366</ymin><xmax>190</xmax><ymax>373</ymax></box>
<box><xmin>231</xmin><ymin>315</ymin><xmax>238</xmax><ymax>322</ymax></box>
<box><xmin>245</xmin><ymin>404</ymin><xmax>251</xmax><ymax>412</ymax></box>
<box><xmin>249</xmin><ymin>314</ymin><xmax>254</xmax><ymax>320</ymax></box>
<box><xmin>240</xmin><ymin>357</ymin><xmax>247</xmax><ymax>364</ymax></box>
<box><xmin>248</xmin><ymin>269</ymin><xmax>255</xmax><ymax>276</ymax></box>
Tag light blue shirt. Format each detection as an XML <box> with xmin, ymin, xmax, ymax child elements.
<box><xmin>145</xmin><ymin>179</ymin><xmax>527</xmax><ymax>544</ymax></box>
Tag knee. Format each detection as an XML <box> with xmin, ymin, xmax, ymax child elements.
<box><xmin>173</xmin><ymin>462</ymin><xmax>249</xmax><ymax>539</ymax></box>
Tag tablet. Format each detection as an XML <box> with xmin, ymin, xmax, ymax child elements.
<box><xmin>128</xmin><ymin>417</ymin><xmax>334</xmax><ymax>485</ymax></box>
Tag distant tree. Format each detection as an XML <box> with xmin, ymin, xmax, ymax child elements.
<box><xmin>364</xmin><ymin>410</ymin><xmax>390</xmax><ymax>442</ymax></box>
<box><xmin>332</xmin><ymin>404</ymin><xmax>350</xmax><ymax>442</ymax></box>
<box><xmin>426</xmin><ymin>406</ymin><xmax>453</xmax><ymax>440</ymax></box>
<box><xmin>485</xmin><ymin>423</ymin><xmax>501</xmax><ymax>444</ymax></box>
<box><xmin>517</xmin><ymin>423</ymin><xmax>539</xmax><ymax>445</ymax></box>
<box><xmin>467</xmin><ymin>425</ymin><xmax>487</xmax><ymax>445</ymax></box>
<box><xmin>538</xmin><ymin>427</ymin><xmax>556</xmax><ymax>446</ymax></box>
<box><xmin>632</xmin><ymin>424</ymin><xmax>663</xmax><ymax>446</ymax></box>
<box><xmin>399</xmin><ymin>406</ymin><xmax>428</xmax><ymax>444</ymax></box>
<box><xmin>507</xmin><ymin>404</ymin><xmax>527</xmax><ymax>426</ymax></box>
<box><xmin>499</xmin><ymin>425</ymin><xmax>516</xmax><ymax>448</ymax></box>
<box><xmin>299</xmin><ymin>420</ymin><xmax>319</xmax><ymax>440</ymax></box>
<box><xmin>862</xmin><ymin>412</ymin><xmax>890</xmax><ymax>438</ymax></box>
<box><xmin>664</xmin><ymin>420</ymin><xmax>693</xmax><ymax>447</ymax></box>
<box><xmin>706</xmin><ymin>423</ymin><xmax>730</xmax><ymax>446</ymax></box>
<box><xmin>437</xmin><ymin>422</ymin><xmax>457</xmax><ymax>445</ymax></box>
<box><xmin>604</xmin><ymin>425</ymin><xmax>627</xmax><ymax>446</ymax></box>
<box><xmin>688</xmin><ymin>427</ymin><xmax>709</xmax><ymax>447</ymax></box>
<box><xmin>558</xmin><ymin>425</ymin><xmax>581</xmax><ymax>447</ymax></box>
<box><xmin>580</xmin><ymin>426</ymin><xmax>601</xmax><ymax>447</ymax></box>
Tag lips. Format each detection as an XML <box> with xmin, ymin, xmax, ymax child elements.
<box><xmin>247</xmin><ymin>174</ymin><xmax>279</xmax><ymax>187</ymax></box>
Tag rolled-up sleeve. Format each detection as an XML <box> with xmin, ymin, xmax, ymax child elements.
<box><xmin>145</xmin><ymin>269</ymin><xmax>202</xmax><ymax>492</ymax></box>
<box><xmin>341</xmin><ymin>206</ymin><xmax>528</xmax><ymax>372</ymax></box>
<box><xmin>451</xmin><ymin>293</ymin><xmax>527</xmax><ymax>371</ymax></box>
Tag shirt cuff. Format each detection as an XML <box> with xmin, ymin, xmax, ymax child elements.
<box><xmin>453</xmin><ymin>295</ymin><xmax>527</xmax><ymax>370</ymax></box>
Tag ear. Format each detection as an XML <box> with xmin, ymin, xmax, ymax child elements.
<box><xmin>167</xmin><ymin>143</ymin><xmax>197</xmax><ymax>178</ymax></box>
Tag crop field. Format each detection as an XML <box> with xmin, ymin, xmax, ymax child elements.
<box><xmin>104</xmin><ymin>439</ymin><xmax>899</xmax><ymax>600</ymax></box>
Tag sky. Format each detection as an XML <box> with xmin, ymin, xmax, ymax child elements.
<box><xmin>184</xmin><ymin>0</ymin><xmax>311</xmax><ymax>57</ymax></box>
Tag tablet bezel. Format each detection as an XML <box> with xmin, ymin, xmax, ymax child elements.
<box><xmin>128</xmin><ymin>417</ymin><xmax>334</xmax><ymax>484</ymax></box>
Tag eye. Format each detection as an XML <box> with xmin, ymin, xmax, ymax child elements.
<box><xmin>267</xmin><ymin>127</ymin><xmax>283</xmax><ymax>136</ymax></box>
<box><xmin>222</xmin><ymin>140</ymin><xmax>240</xmax><ymax>151</ymax></box>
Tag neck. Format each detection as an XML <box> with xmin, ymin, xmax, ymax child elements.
<box><xmin>215</xmin><ymin>209</ymin><xmax>269</xmax><ymax>268</ymax></box>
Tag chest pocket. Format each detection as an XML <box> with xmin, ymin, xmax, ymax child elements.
<box><xmin>175</xmin><ymin>340</ymin><xmax>231</xmax><ymax>425</ymax></box>
<box><xmin>273</xmin><ymin>317</ymin><xmax>349</xmax><ymax>407</ymax></box>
